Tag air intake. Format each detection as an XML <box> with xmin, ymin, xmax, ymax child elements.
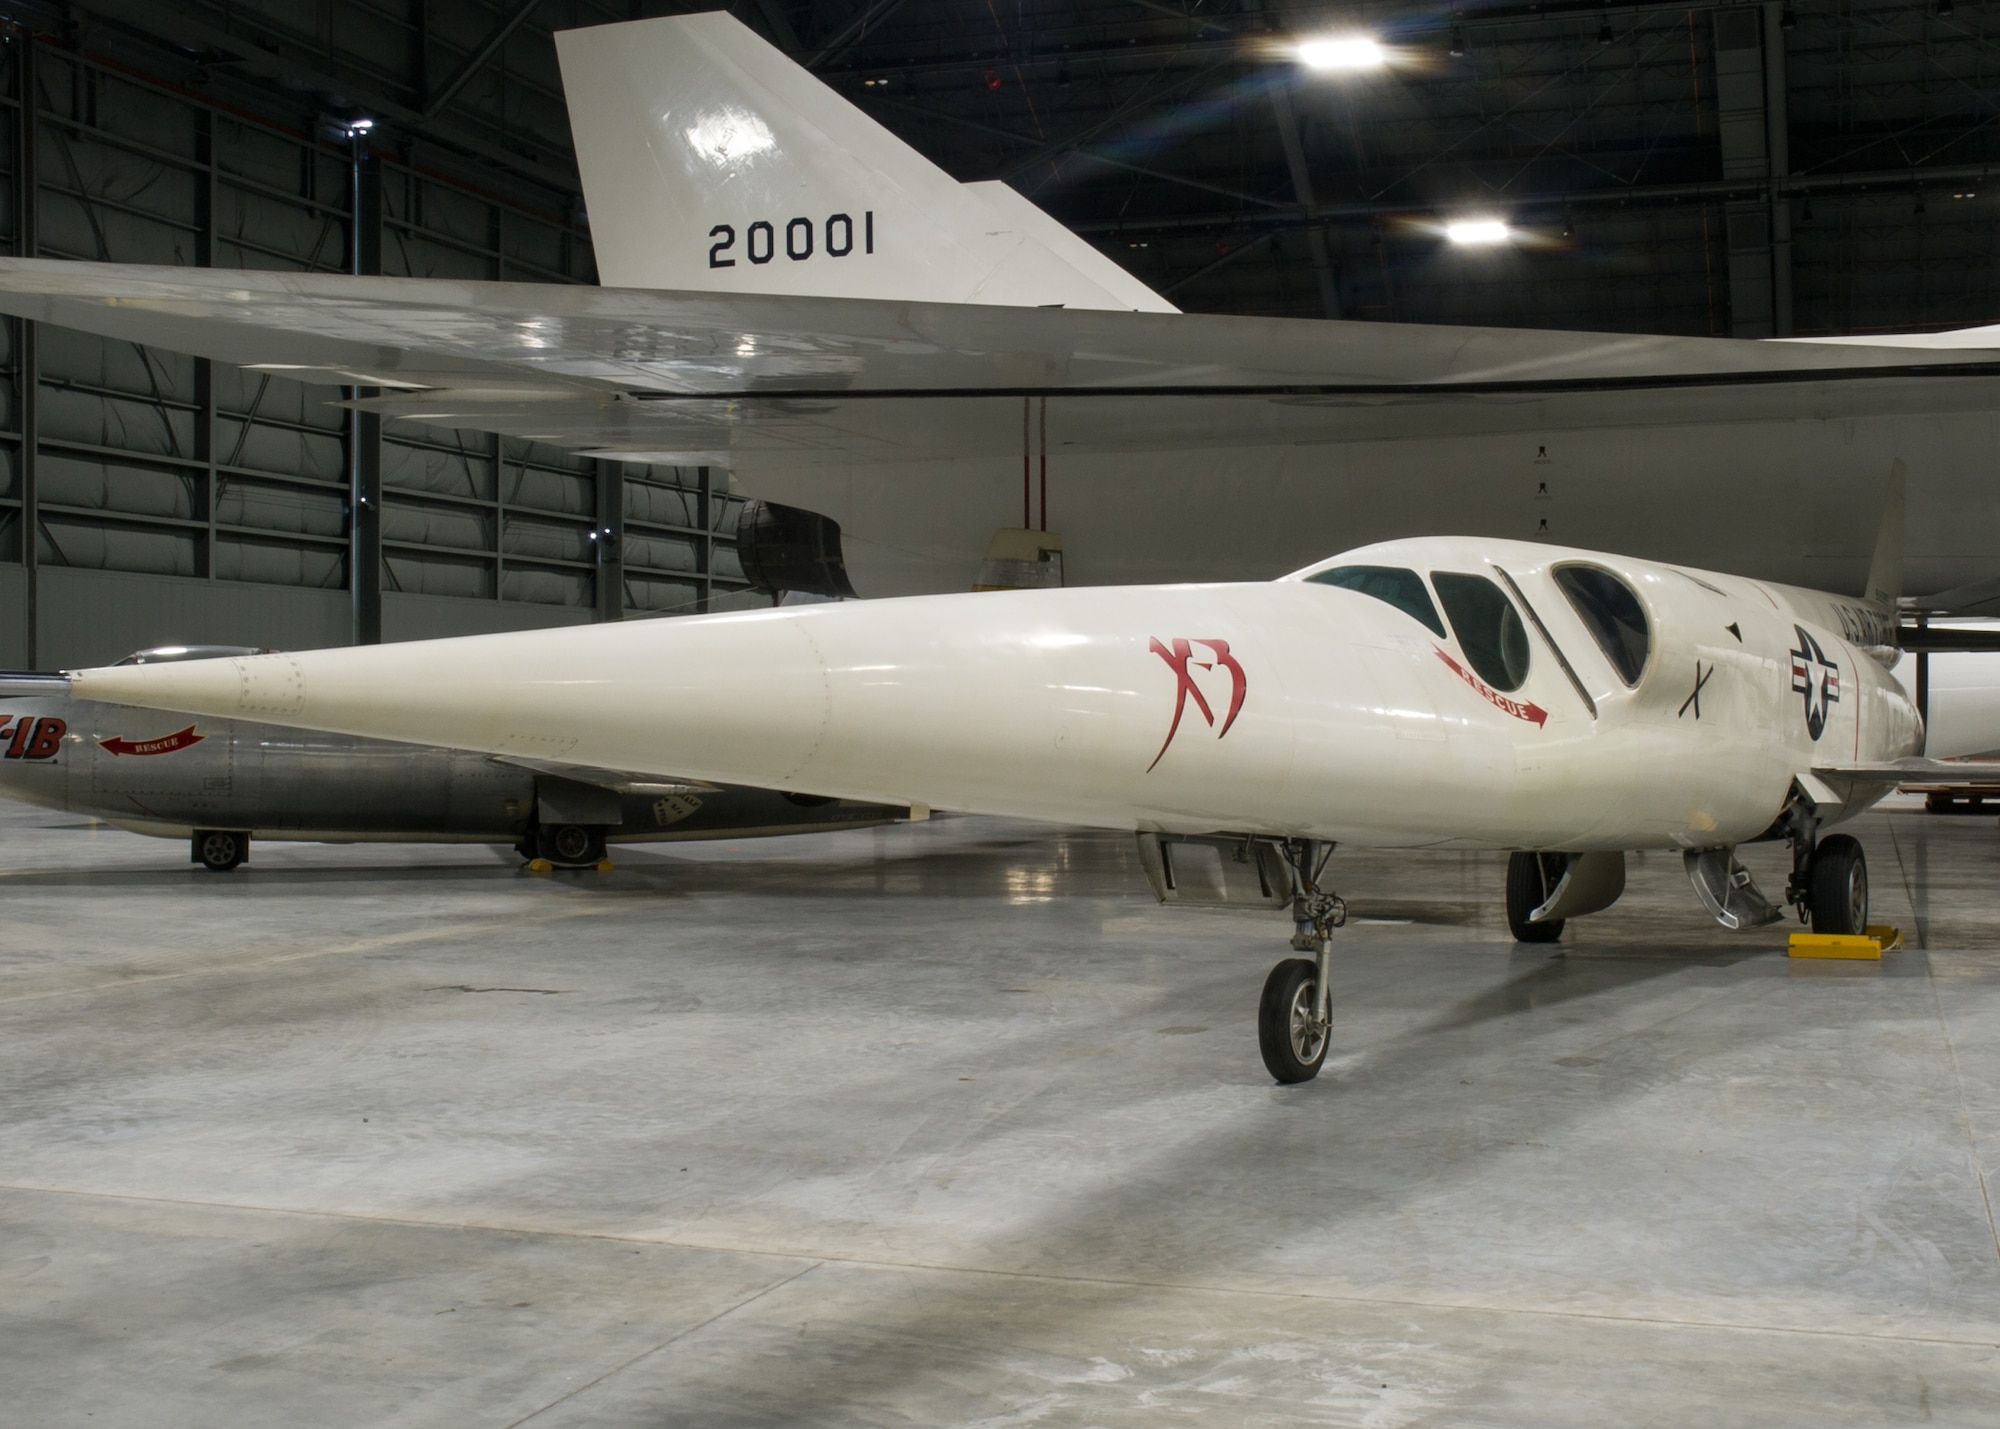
<box><xmin>735</xmin><ymin>500</ymin><xmax>857</xmax><ymax>599</ymax></box>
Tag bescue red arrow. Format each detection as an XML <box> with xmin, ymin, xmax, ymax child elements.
<box><xmin>1434</xmin><ymin>648</ymin><xmax>1549</xmax><ymax>727</ymax></box>
<box><xmin>99</xmin><ymin>725</ymin><xmax>205</xmax><ymax>757</ymax></box>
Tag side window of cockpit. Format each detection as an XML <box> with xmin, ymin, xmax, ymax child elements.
<box><xmin>1554</xmin><ymin>565</ymin><xmax>1650</xmax><ymax>686</ymax></box>
<box><xmin>1432</xmin><ymin>573</ymin><xmax>1531</xmax><ymax>692</ymax></box>
<box><xmin>1305</xmin><ymin>565</ymin><xmax>1446</xmax><ymax>637</ymax></box>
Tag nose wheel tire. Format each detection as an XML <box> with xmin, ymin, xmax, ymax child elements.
<box><xmin>1259</xmin><ymin>957</ymin><xmax>1330</xmax><ymax>1084</ymax></box>
<box><xmin>1808</xmin><ymin>834</ymin><xmax>1868</xmax><ymax>935</ymax></box>
<box><xmin>1506</xmin><ymin>851</ymin><xmax>1567</xmax><ymax>942</ymax></box>
<box><xmin>192</xmin><ymin>829</ymin><xmax>248</xmax><ymax>872</ymax></box>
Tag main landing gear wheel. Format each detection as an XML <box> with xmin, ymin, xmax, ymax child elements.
<box><xmin>535</xmin><ymin>823</ymin><xmax>606</xmax><ymax>867</ymax></box>
<box><xmin>1259</xmin><ymin>958</ymin><xmax>1330</xmax><ymax>1084</ymax></box>
<box><xmin>1506</xmin><ymin>851</ymin><xmax>1567</xmax><ymax>943</ymax></box>
<box><xmin>1808</xmin><ymin>833</ymin><xmax>1868</xmax><ymax>935</ymax></box>
<box><xmin>192</xmin><ymin>829</ymin><xmax>248</xmax><ymax>872</ymax></box>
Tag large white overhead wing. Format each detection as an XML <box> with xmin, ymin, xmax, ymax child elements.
<box><xmin>0</xmin><ymin>258</ymin><xmax>1994</xmax><ymax>402</ymax></box>
<box><xmin>4</xmin><ymin>10</ymin><xmax>2000</xmax><ymax>597</ymax></box>
<box><xmin>4</xmin><ymin>257</ymin><xmax>2000</xmax><ymax>598</ymax></box>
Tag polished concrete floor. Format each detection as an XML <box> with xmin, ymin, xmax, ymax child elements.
<box><xmin>2</xmin><ymin>796</ymin><xmax>1998</xmax><ymax>1426</ymax></box>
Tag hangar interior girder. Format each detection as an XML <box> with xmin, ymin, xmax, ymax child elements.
<box><xmin>0</xmin><ymin>0</ymin><xmax>746</xmax><ymax>668</ymax></box>
<box><xmin>0</xmin><ymin>0</ymin><xmax>1990</xmax><ymax>667</ymax></box>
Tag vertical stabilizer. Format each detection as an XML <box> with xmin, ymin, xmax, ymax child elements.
<box><xmin>1865</xmin><ymin>459</ymin><xmax>1905</xmax><ymax>607</ymax></box>
<box><xmin>554</xmin><ymin>14</ymin><xmax>1174</xmax><ymax>313</ymax></box>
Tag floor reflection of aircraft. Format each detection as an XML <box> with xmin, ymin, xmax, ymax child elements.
<box><xmin>38</xmin><ymin>526</ymin><xmax>1996</xmax><ymax>1082</ymax></box>
<box><xmin>0</xmin><ymin>645</ymin><xmax>905</xmax><ymax>872</ymax></box>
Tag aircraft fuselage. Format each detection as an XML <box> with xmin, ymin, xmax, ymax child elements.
<box><xmin>63</xmin><ymin>537</ymin><xmax>1922</xmax><ymax>854</ymax></box>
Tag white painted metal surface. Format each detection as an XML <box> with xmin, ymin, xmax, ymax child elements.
<box><xmin>64</xmin><ymin>538</ymin><xmax>1921</xmax><ymax>852</ymax></box>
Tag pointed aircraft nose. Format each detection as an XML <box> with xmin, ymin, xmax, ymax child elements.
<box><xmin>73</xmin><ymin>652</ymin><xmax>287</xmax><ymax>721</ymax></box>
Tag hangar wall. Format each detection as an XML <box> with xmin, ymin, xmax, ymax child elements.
<box><xmin>0</xmin><ymin>13</ymin><xmax>751</xmax><ymax>671</ymax></box>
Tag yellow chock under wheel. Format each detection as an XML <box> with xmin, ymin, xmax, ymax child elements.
<box><xmin>526</xmin><ymin>858</ymin><xmax>554</xmax><ymax>873</ymax></box>
<box><xmin>594</xmin><ymin>859</ymin><xmax>615</xmax><ymax>873</ymax></box>
<box><xmin>1787</xmin><ymin>924</ymin><xmax>1903</xmax><ymax>959</ymax></box>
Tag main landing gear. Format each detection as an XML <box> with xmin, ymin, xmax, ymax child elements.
<box><xmin>1785</xmin><ymin>819</ymin><xmax>1869</xmax><ymax>935</ymax></box>
<box><xmin>515</xmin><ymin>822</ymin><xmax>609</xmax><ymax>870</ymax></box>
<box><xmin>191</xmin><ymin>828</ymin><xmax>249</xmax><ymax>872</ymax></box>
<box><xmin>1258</xmin><ymin>840</ymin><xmax>1344</xmax><ymax>1084</ymax></box>
<box><xmin>1691</xmin><ymin>794</ymin><xmax>1869</xmax><ymax>934</ymax></box>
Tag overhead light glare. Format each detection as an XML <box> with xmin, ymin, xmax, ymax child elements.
<box><xmin>1445</xmin><ymin>218</ymin><xmax>1511</xmax><ymax>246</ymax></box>
<box><xmin>1297</xmin><ymin>36</ymin><xmax>1386</xmax><ymax>71</ymax></box>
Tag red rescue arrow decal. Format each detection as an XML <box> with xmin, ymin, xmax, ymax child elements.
<box><xmin>1434</xmin><ymin>648</ymin><xmax>1548</xmax><ymax>728</ymax></box>
<box><xmin>99</xmin><ymin>725</ymin><xmax>205</xmax><ymax>757</ymax></box>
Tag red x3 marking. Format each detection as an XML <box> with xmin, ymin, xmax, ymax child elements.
<box><xmin>1147</xmin><ymin>637</ymin><xmax>1246</xmax><ymax>771</ymax></box>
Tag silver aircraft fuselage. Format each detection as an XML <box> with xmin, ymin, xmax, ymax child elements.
<box><xmin>0</xmin><ymin>692</ymin><xmax>904</xmax><ymax>850</ymax></box>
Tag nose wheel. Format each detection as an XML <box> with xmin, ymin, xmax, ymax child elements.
<box><xmin>1259</xmin><ymin>839</ymin><xmax>1343</xmax><ymax>1084</ymax></box>
<box><xmin>1259</xmin><ymin>957</ymin><xmax>1330</xmax><ymax>1083</ymax></box>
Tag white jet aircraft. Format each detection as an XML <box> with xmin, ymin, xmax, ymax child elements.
<box><xmin>0</xmin><ymin>13</ymin><xmax>1994</xmax><ymax>607</ymax></box>
<box><xmin>34</xmin><ymin>515</ymin><xmax>1984</xmax><ymax>1083</ymax></box>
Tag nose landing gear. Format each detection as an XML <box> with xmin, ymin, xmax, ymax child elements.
<box><xmin>1258</xmin><ymin>839</ymin><xmax>1343</xmax><ymax>1084</ymax></box>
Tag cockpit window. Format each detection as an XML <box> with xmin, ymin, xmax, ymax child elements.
<box><xmin>1306</xmin><ymin>565</ymin><xmax>1445</xmax><ymax>637</ymax></box>
<box><xmin>1554</xmin><ymin>565</ymin><xmax>1650</xmax><ymax>685</ymax></box>
<box><xmin>115</xmin><ymin>644</ymin><xmax>273</xmax><ymax>666</ymax></box>
<box><xmin>1432</xmin><ymin>573</ymin><xmax>1531</xmax><ymax>692</ymax></box>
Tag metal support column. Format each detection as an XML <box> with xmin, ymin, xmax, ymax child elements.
<box><xmin>1762</xmin><ymin>1</ymin><xmax>1793</xmax><ymax>338</ymax></box>
<box><xmin>695</xmin><ymin>465</ymin><xmax>713</xmax><ymax>615</ymax></box>
<box><xmin>15</xmin><ymin>32</ymin><xmax>37</xmax><ymax>666</ymax></box>
<box><xmin>1712</xmin><ymin>6</ymin><xmax>1791</xmax><ymax>337</ymax></box>
<box><xmin>346</xmin><ymin>132</ymin><xmax>382</xmax><ymax>644</ymax></box>
<box><xmin>193</xmin><ymin>106</ymin><xmax>215</xmax><ymax>579</ymax></box>
<box><xmin>594</xmin><ymin>458</ymin><xmax>623</xmax><ymax>621</ymax></box>
<box><xmin>1268</xmin><ymin>79</ymin><xmax>1341</xmax><ymax>320</ymax></box>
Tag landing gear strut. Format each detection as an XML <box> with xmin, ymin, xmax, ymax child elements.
<box><xmin>1259</xmin><ymin>840</ymin><xmax>1343</xmax><ymax>1084</ymax></box>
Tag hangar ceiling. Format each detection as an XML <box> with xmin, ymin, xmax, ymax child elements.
<box><xmin>0</xmin><ymin>0</ymin><xmax>1991</xmax><ymax>662</ymax></box>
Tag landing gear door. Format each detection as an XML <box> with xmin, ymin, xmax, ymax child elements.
<box><xmin>1136</xmin><ymin>834</ymin><xmax>1295</xmax><ymax>910</ymax></box>
<box><xmin>534</xmin><ymin>775</ymin><xmax>624</xmax><ymax>828</ymax></box>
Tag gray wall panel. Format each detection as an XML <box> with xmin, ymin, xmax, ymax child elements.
<box><xmin>0</xmin><ymin>565</ymin><xmax>26</xmax><ymax>668</ymax></box>
<box><xmin>35</xmin><ymin>567</ymin><xmax>348</xmax><ymax>668</ymax></box>
<box><xmin>382</xmin><ymin>591</ymin><xmax>591</xmax><ymax>643</ymax></box>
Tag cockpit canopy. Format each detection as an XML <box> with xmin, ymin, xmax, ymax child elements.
<box><xmin>1552</xmin><ymin>565</ymin><xmax>1651</xmax><ymax>685</ymax></box>
<box><xmin>1305</xmin><ymin>565</ymin><xmax>1444</xmax><ymax>636</ymax></box>
<box><xmin>1431</xmin><ymin>573</ymin><xmax>1531</xmax><ymax>693</ymax></box>
<box><xmin>116</xmin><ymin>644</ymin><xmax>275</xmax><ymax>666</ymax></box>
<box><xmin>1307</xmin><ymin>563</ymin><xmax>1531</xmax><ymax>693</ymax></box>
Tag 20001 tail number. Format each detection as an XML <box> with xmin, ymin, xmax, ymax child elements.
<box><xmin>709</xmin><ymin>212</ymin><xmax>874</xmax><ymax>267</ymax></box>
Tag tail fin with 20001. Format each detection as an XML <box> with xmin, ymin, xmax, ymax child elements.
<box><xmin>553</xmin><ymin>12</ymin><xmax>1174</xmax><ymax>313</ymax></box>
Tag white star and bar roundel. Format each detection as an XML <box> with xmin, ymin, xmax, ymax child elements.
<box><xmin>1789</xmin><ymin>625</ymin><xmax>1841</xmax><ymax>741</ymax></box>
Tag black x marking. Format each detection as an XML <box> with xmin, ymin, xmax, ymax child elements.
<box><xmin>1679</xmin><ymin>660</ymin><xmax>1714</xmax><ymax>719</ymax></box>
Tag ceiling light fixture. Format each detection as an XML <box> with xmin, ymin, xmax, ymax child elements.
<box><xmin>1445</xmin><ymin>218</ymin><xmax>1511</xmax><ymax>245</ymax></box>
<box><xmin>1297</xmin><ymin>36</ymin><xmax>1386</xmax><ymax>71</ymax></box>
